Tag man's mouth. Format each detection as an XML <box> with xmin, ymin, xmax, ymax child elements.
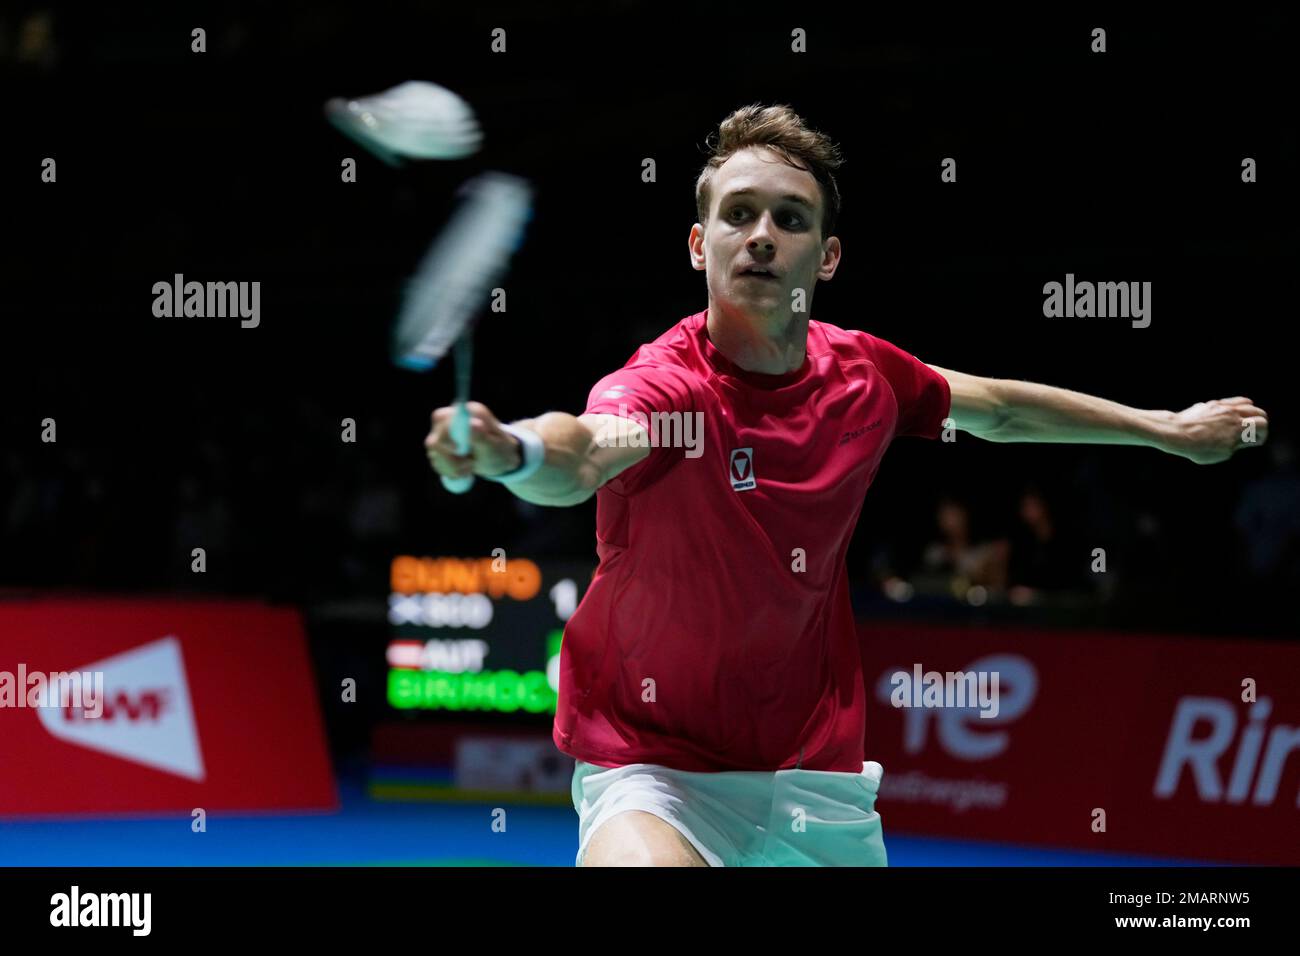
<box><xmin>738</xmin><ymin>267</ymin><xmax>779</xmax><ymax>281</ymax></box>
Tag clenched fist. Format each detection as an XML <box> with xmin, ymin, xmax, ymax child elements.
<box><xmin>1164</xmin><ymin>396</ymin><xmax>1269</xmax><ymax>465</ymax></box>
<box><xmin>425</xmin><ymin>401</ymin><xmax>523</xmax><ymax>481</ymax></box>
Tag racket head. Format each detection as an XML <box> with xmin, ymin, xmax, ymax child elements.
<box><xmin>392</xmin><ymin>171</ymin><xmax>534</xmax><ymax>371</ymax></box>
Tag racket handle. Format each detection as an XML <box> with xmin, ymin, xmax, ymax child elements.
<box><xmin>441</xmin><ymin>474</ymin><xmax>474</xmax><ymax>493</ymax></box>
<box><xmin>440</xmin><ymin>400</ymin><xmax>475</xmax><ymax>494</ymax></box>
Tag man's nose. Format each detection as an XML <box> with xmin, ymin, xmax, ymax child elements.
<box><xmin>746</xmin><ymin>215</ymin><xmax>776</xmax><ymax>254</ymax></box>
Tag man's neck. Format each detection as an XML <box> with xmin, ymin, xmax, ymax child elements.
<box><xmin>706</xmin><ymin>301</ymin><xmax>809</xmax><ymax>375</ymax></box>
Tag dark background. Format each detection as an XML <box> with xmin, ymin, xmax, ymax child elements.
<box><xmin>2</xmin><ymin>3</ymin><xmax>1297</xmax><ymax>650</ymax></box>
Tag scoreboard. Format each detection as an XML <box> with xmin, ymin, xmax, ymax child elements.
<box><xmin>385</xmin><ymin>554</ymin><xmax>593</xmax><ymax>717</ymax></box>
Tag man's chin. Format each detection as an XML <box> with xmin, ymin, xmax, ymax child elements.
<box><xmin>715</xmin><ymin>294</ymin><xmax>789</xmax><ymax>325</ymax></box>
<box><xmin>727</xmin><ymin>283</ymin><xmax>785</xmax><ymax>305</ymax></box>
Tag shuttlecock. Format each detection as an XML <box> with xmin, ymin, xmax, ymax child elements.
<box><xmin>325</xmin><ymin>80</ymin><xmax>482</xmax><ymax>164</ymax></box>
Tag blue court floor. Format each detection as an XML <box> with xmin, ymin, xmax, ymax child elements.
<box><xmin>0</xmin><ymin>778</ymin><xmax>1216</xmax><ymax>867</ymax></box>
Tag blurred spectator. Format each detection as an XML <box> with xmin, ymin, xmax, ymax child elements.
<box><xmin>12</xmin><ymin>8</ymin><xmax>59</xmax><ymax>70</ymax></box>
<box><xmin>170</xmin><ymin>475</ymin><xmax>233</xmax><ymax>591</ymax></box>
<box><xmin>1006</xmin><ymin>486</ymin><xmax>1091</xmax><ymax>605</ymax></box>
<box><xmin>1234</xmin><ymin>439</ymin><xmax>1300</xmax><ymax>585</ymax></box>
<box><xmin>913</xmin><ymin>496</ymin><xmax>1008</xmax><ymax>600</ymax></box>
<box><xmin>342</xmin><ymin>458</ymin><xmax>405</xmax><ymax>589</ymax></box>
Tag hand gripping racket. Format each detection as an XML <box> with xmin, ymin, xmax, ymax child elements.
<box><xmin>393</xmin><ymin>171</ymin><xmax>534</xmax><ymax>493</ymax></box>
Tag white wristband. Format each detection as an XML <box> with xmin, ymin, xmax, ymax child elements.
<box><xmin>485</xmin><ymin>423</ymin><xmax>545</xmax><ymax>484</ymax></box>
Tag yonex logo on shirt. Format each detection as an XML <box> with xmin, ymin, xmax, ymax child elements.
<box><xmin>729</xmin><ymin>448</ymin><xmax>756</xmax><ymax>491</ymax></box>
<box><xmin>839</xmin><ymin>418</ymin><xmax>883</xmax><ymax>445</ymax></box>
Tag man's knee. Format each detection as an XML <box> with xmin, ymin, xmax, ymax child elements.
<box><xmin>581</xmin><ymin>810</ymin><xmax>709</xmax><ymax>867</ymax></box>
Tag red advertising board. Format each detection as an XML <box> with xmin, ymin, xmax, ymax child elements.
<box><xmin>860</xmin><ymin>622</ymin><xmax>1300</xmax><ymax>863</ymax></box>
<box><xmin>0</xmin><ymin>599</ymin><xmax>337</xmax><ymax>816</ymax></box>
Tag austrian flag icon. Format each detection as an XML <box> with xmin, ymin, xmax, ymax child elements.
<box><xmin>729</xmin><ymin>447</ymin><xmax>756</xmax><ymax>491</ymax></box>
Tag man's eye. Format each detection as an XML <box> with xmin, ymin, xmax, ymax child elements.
<box><xmin>726</xmin><ymin>207</ymin><xmax>804</xmax><ymax>227</ymax></box>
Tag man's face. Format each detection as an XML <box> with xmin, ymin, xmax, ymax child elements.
<box><xmin>689</xmin><ymin>146</ymin><xmax>840</xmax><ymax>319</ymax></box>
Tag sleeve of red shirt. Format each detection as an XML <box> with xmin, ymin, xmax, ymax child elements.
<box><xmin>582</xmin><ymin>361</ymin><xmax>698</xmax><ymax>495</ymax></box>
<box><xmin>858</xmin><ymin>333</ymin><xmax>952</xmax><ymax>439</ymax></box>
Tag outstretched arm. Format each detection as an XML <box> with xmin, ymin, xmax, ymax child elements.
<box><xmin>425</xmin><ymin>402</ymin><xmax>650</xmax><ymax>506</ymax></box>
<box><xmin>928</xmin><ymin>365</ymin><xmax>1269</xmax><ymax>465</ymax></box>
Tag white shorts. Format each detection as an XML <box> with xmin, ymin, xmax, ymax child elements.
<box><xmin>571</xmin><ymin>759</ymin><xmax>887</xmax><ymax>867</ymax></box>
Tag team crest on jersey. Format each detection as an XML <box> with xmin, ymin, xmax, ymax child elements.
<box><xmin>729</xmin><ymin>447</ymin><xmax>756</xmax><ymax>491</ymax></box>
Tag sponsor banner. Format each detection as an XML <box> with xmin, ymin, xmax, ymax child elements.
<box><xmin>860</xmin><ymin>623</ymin><xmax>1299</xmax><ymax>863</ymax></box>
<box><xmin>0</xmin><ymin>599</ymin><xmax>336</xmax><ymax>816</ymax></box>
<box><xmin>366</xmin><ymin>723</ymin><xmax>570</xmax><ymax>804</ymax></box>
<box><xmin>455</xmin><ymin>736</ymin><xmax>572</xmax><ymax>793</ymax></box>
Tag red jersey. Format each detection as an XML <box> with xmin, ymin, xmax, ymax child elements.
<box><xmin>553</xmin><ymin>309</ymin><xmax>951</xmax><ymax>772</ymax></box>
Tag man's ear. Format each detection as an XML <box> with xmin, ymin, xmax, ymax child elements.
<box><xmin>688</xmin><ymin>222</ymin><xmax>707</xmax><ymax>272</ymax></box>
<box><xmin>816</xmin><ymin>235</ymin><xmax>841</xmax><ymax>282</ymax></box>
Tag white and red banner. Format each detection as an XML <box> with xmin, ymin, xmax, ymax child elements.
<box><xmin>860</xmin><ymin>622</ymin><xmax>1300</xmax><ymax>864</ymax></box>
<box><xmin>0</xmin><ymin>599</ymin><xmax>336</xmax><ymax>816</ymax></box>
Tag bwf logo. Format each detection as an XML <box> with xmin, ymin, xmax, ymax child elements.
<box><xmin>729</xmin><ymin>448</ymin><xmax>756</xmax><ymax>491</ymax></box>
<box><xmin>37</xmin><ymin>636</ymin><xmax>206</xmax><ymax>781</ymax></box>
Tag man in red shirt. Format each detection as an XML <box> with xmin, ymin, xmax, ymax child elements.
<box><xmin>425</xmin><ymin>104</ymin><xmax>1269</xmax><ymax>866</ymax></box>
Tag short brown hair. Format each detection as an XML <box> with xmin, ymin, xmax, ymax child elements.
<box><xmin>695</xmin><ymin>104</ymin><xmax>845</xmax><ymax>239</ymax></box>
